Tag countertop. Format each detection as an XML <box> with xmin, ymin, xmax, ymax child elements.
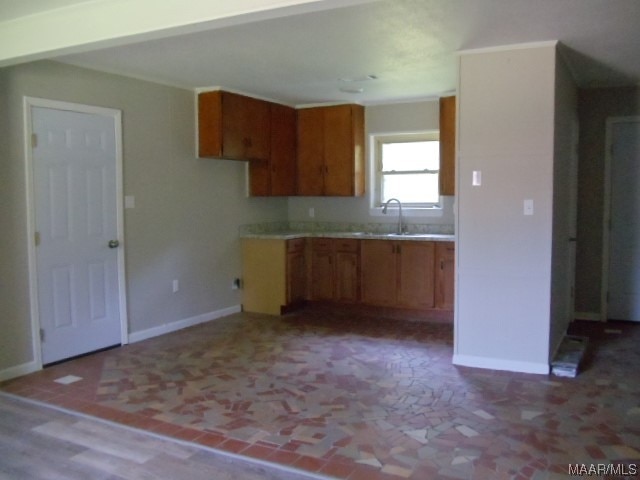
<box><xmin>240</xmin><ymin>231</ymin><xmax>455</xmax><ymax>242</ymax></box>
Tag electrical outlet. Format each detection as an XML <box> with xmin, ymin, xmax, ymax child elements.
<box><xmin>172</xmin><ymin>279</ymin><xmax>179</xmax><ymax>293</ymax></box>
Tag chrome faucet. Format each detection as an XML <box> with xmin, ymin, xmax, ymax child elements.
<box><xmin>382</xmin><ymin>198</ymin><xmax>404</xmax><ymax>234</ymax></box>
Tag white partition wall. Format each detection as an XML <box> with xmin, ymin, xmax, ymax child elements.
<box><xmin>454</xmin><ymin>42</ymin><xmax>573</xmax><ymax>374</ymax></box>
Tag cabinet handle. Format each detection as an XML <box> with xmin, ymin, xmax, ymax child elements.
<box><xmin>397</xmin><ymin>245</ymin><xmax>401</xmax><ymax>255</ymax></box>
<box><xmin>440</xmin><ymin>259</ymin><xmax>444</xmax><ymax>270</ymax></box>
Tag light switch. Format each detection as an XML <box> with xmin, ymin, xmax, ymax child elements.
<box><xmin>524</xmin><ymin>199</ymin><xmax>534</xmax><ymax>215</ymax></box>
<box><xmin>125</xmin><ymin>195</ymin><xmax>135</xmax><ymax>209</ymax></box>
<box><xmin>472</xmin><ymin>170</ymin><xmax>482</xmax><ymax>186</ymax></box>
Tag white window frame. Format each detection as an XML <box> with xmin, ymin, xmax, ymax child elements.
<box><xmin>369</xmin><ymin>130</ymin><xmax>443</xmax><ymax>218</ymax></box>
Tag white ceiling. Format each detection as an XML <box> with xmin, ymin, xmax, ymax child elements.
<box><xmin>11</xmin><ymin>0</ymin><xmax>640</xmax><ymax>105</ymax></box>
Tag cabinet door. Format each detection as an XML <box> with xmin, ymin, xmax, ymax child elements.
<box><xmin>435</xmin><ymin>242</ymin><xmax>455</xmax><ymax>310</ymax></box>
<box><xmin>439</xmin><ymin>96</ymin><xmax>456</xmax><ymax>196</ymax></box>
<box><xmin>323</xmin><ymin>105</ymin><xmax>354</xmax><ymax>196</ymax></box>
<box><xmin>297</xmin><ymin>108</ymin><xmax>325</xmax><ymax>196</ymax></box>
<box><xmin>334</xmin><ymin>239</ymin><xmax>360</xmax><ymax>303</ymax></box>
<box><xmin>248</xmin><ymin>158</ymin><xmax>270</xmax><ymax>196</ymax></box>
<box><xmin>222</xmin><ymin>92</ymin><xmax>270</xmax><ymax>161</ymax></box>
<box><xmin>335</xmin><ymin>251</ymin><xmax>359</xmax><ymax>302</ymax></box>
<box><xmin>397</xmin><ymin>241</ymin><xmax>435</xmax><ymax>309</ymax></box>
<box><xmin>310</xmin><ymin>239</ymin><xmax>334</xmax><ymax>300</ymax></box>
<box><xmin>249</xmin><ymin>103</ymin><xmax>296</xmax><ymax>196</ymax></box>
<box><xmin>270</xmin><ymin>103</ymin><xmax>297</xmax><ymax>195</ymax></box>
<box><xmin>198</xmin><ymin>91</ymin><xmax>222</xmax><ymax>158</ymax></box>
<box><xmin>360</xmin><ymin>240</ymin><xmax>396</xmax><ymax>306</ymax></box>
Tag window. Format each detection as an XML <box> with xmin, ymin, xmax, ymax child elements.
<box><xmin>373</xmin><ymin>132</ymin><xmax>440</xmax><ymax>208</ymax></box>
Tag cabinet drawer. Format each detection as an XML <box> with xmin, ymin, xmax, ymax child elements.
<box><xmin>334</xmin><ymin>238</ymin><xmax>359</xmax><ymax>253</ymax></box>
<box><xmin>440</xmin><ymin>243</ymin><xmax>455</xmax><ymax>253</ymax></box>
<box><xmin>287</xmin><ymin>238</ymin><xmax>306</xmax><ymax>253</ymax></box>
<box><xmin>311</xmin><ymin>238</ymin><xmax>333</xmax><ymax>251</ymax></box>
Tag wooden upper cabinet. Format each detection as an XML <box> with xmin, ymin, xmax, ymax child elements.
<box><xmin>297</xmin><ymin>107</ymin><xmax>325</xmax><ymax>196</ymax></box>
<box><xmin>250</xmin><ymin>103</ymin><xmax>297</xmax><ymax>196</ymax></box>
<box><xmin>297</xmin><ymin>104</ymin><xmax>364</xmax><ymax>197</ymax></box>
<box><xmin>198</xmin><ymin>91</ymin><xmax>270</xmax><ymax>161</ymax></box>
<box><xmin>439</xmin><ymin>95</ymin><xmax>456</xmax><ymax>196</ymax></box>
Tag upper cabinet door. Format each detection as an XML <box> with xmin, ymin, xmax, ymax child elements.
<box><xmin>249</xmin><ymin>102</ymin><xmax>297</xmax><ymax>196</ymax></box>
<box><xmin>297</xmin><ymin>107</ymin><xmax>325</xmax><ymax>196</ymax></box>
<box><xmin>324</xmin><ymin>105</ymin><xmax>356</xmax><ymax>196</ymax></box>
<box><xmin>198</xmin><ymin>91</ymin><xmax>223</xmax><ymax>158</ymax></box>
<box><xmin>222</xmin><ymin>92</ymin><xmax>270</xmax><ymax>161</ymax></box>
<box><xmin>439</xmin><ymin>95</ymin><xmax>456</xmax><ymax>196</ymax></box>
<box><xmin>198</xmin><ymin>91</ymin><xmax>270</xmax><ymax>161</ymax></box>
<box><xmin>269</xmin><ymin>103</ymin><xmax>297</xmax><ymax>196</ymax></box>
<box><xmin>297</xmin><ymin>104</ymin><xmax>364</xmax><ymax>197</ymax></box>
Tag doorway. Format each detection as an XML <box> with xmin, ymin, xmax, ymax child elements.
<box><xmin>604</xmin><ymin>117</ymin><xmax>640</xmax><ymax>322</ymax></box>
<box><xmin>26</xmin><ymin>98</ymin><xmax>128</xmax><ymax>365</ymax></box>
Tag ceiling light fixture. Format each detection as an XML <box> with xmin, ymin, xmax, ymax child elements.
<box><xmin>339</xmin><ymin>74</ymin><xmax>378</xmax><ymax>83</ymax></box>
<box><xmin>340</xmin><ymin>87</ymin><xmax>365</xmax><ymax>94</ymax></box>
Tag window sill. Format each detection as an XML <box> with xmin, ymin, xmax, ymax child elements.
<box><xmin>369</xmin><ymin>206</ymin><xmax>444</xmax><ymax>218</ymax></box>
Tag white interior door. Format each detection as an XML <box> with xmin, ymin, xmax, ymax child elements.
<box><xmin>32</xmin><ymin>105</ymin><xmax>123</xmax><ymax>364</ymax></box>
<box><xmin>607</xmin><ymin>119</ymin><xmax>640</xmax><ymax>321</ymax></box>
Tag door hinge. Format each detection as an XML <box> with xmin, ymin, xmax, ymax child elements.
<box><xmin>31</xmin><ymin>133</ymin><xmax>38</xmax><ymax>148</ymax></box>
<box><xmin>39</xmin><ymin>328</ymin><xmax>45</xmax><ymax>343</ymax></box>
<box><xmin>35</xmin><ymin>231</ymin><xmax>41</xmax><ymax>246</ymax></box>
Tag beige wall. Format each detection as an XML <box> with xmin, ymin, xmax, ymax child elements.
<box><xmin>0</xmin><ymin>61</ymin><xmax>287</xmax><ymax>375</ymax></box>
<box><xmin>575</xmin><ymin>87</ymin><xmax>640</xmax><ymax>317</ymax></box>
<box><xmin>455</xmin><ymin>44</ymin><xmax>558</xmax><ymax>373</ymax></box>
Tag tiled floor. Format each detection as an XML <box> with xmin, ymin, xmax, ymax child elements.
<box><xmin>2</xmin><ymin>306</ymin><xmax>640</xmax><ymax>479</ymax></box>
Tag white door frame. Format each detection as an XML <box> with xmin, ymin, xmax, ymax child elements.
<box><xmin>601</xmin><ymin>115</ymin><xmax>640</xmax><ymax>321</ymax></box>
<box><xmin>24</xmin><ymin>96</ymin><xmax>128</xmax><ymax>369</ymax></box>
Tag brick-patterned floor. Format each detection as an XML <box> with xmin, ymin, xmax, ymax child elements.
<box><xmin>2</xmin><ymin>306</ymin><xmax>639</xmax><ymax>479</ymax></box>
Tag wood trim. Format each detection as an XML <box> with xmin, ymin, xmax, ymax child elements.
<box><xmin>197</xmin><ymin>91</ymin><xmax>222</xmax><ymax>158</ymax></box>
<box><xmin>439</xmin><ymin>96</ymin><xmax>456</xmax><ymax>196</ymax></box>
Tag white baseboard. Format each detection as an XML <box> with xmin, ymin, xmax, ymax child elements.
<box><xmin>128</xmin><ymin>305</ymin><xmax>242</xmax><ymax>344</ymax></box>
<box><xmin>453</xmin><ymin>354</ymin><xmax>549</xmax><ymax>375</ymax></box>
<box><xmin>0</xmin><ymin>360</ymin><xmax>40</xmax><ymax>382</ymax></box>
<box><xmin>574</xmin><ymin>311</ymin><xmax>602</xmax><ymax>321</ymax></box>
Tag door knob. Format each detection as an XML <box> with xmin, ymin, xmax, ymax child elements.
<box><xmin>108</xmin><ymin>240</ymin><xmax>120</xmax><ymax>249</ymax></box>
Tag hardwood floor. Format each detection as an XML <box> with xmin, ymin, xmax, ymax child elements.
<box><xmin>0</xmin><ymin>393</ymin><xmax>322</xmax><ymax>480</ymax></box>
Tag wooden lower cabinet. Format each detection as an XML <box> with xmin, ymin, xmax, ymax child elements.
<box><xmin>243</xmin><ymin>237</ymin><xmax>453</xmax><ymax>315</ymax></box>
<box><xmin>360</xmin><ymin>240</ymin><xmax>396</xmax><ymax>306</ymax></box>
<box><xmin>360</xmin><ymin>240</ymin><xmax>435</xmax><ymax>309</ymax></box>
<box><xmin>435</xmin><ymin>242</ymin><xmax>455</xmax><ymax>309</ymax></box>
<box><xmin>310</xmin><ymin>238</ymin><xmax>360</xmax><ymax>302</ymax></box>
<box><xmin>335</xmin><ymin>248</ymin><xmax>359</xmax><ymax>302</ymax></box>
<box><xmin>310</xmin><ymin>239</ymin><xmax>334</xmax><ymax>300</ymax></box>
<box><xmin>397</xmin><ymin>241</ymin><xmax>435</xmax><ymax>309</ymax></box>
